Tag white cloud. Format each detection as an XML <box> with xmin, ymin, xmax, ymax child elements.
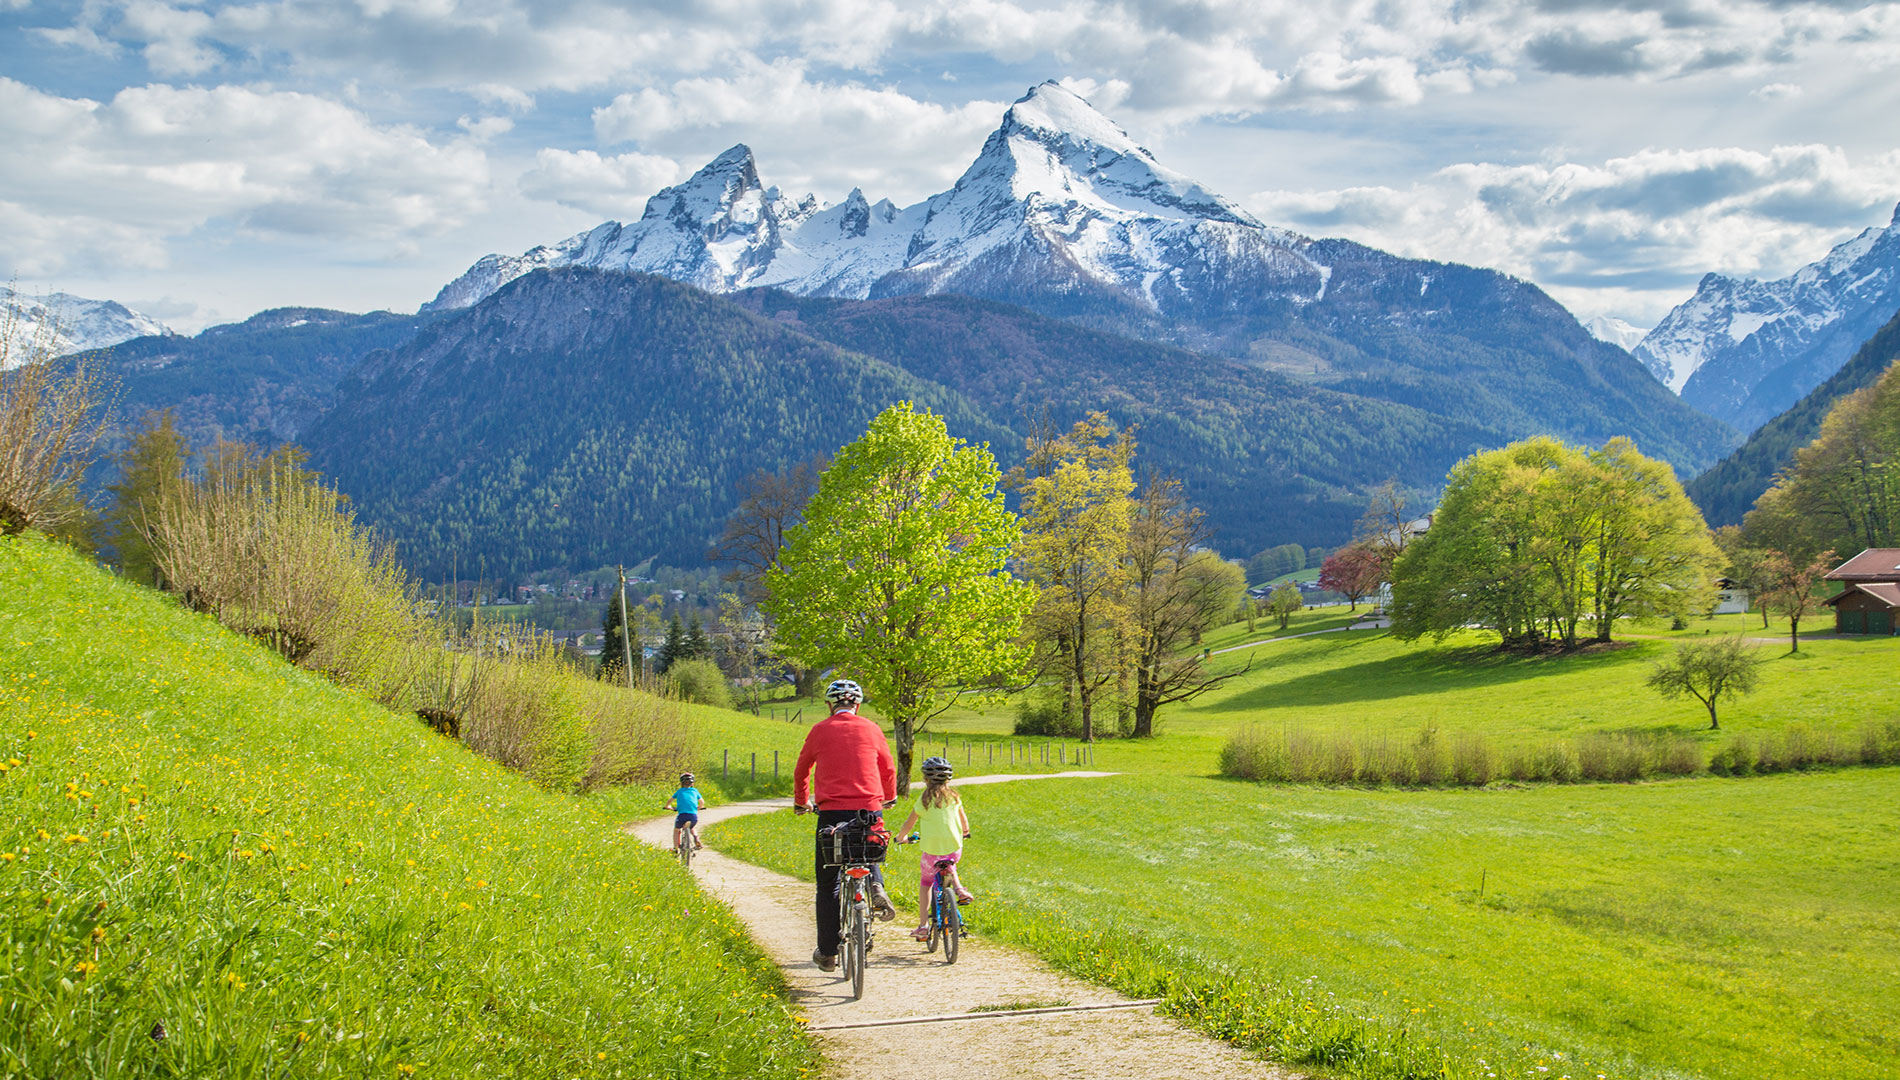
<box><xmin>1752</xmin><ymin>82</ymin><xmax>1804</xmax><ymax>100</ymax></box>
<box><xmin>0</xmin><ymin>78</ymin><xmax>492</xmax><ymax>277</ymax></box>
<box><xmin>1248</xmin><ymin>143</ymin><xmax>1900</xmax><ymax>323</ymax></box>
<box><xmin>517</xmin><ymin>149</ymin><xmax>681</xmax><ymax>219</ymax></box>
<box><xmin>457</xmin><ymin>115</ymin><xmax>514</xmax><ymax>141</ymax></box>
<box><xmin>592</xmin><ymin>62</ymin><xmax>1007</xmax><ymax>204</ymax></box>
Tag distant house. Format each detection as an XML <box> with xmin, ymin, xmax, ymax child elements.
<box><xmin>1824</xmin><ymin>548</ymin><xmax>1900</xmax><ymax>635</ymax></box>
<box><xmin>1714</xmin><ymin>577</ymin><xmax>1750</xmax><ymax>615</ymax></box>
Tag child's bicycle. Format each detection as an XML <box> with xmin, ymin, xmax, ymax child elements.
<box><xmin>904</xmin><ymin>835</ymin><xmax>965</xmax><ymax>964</ymax></box>
<box><xmin>674</xmin><ymin>819</ymin><xmax>699</xmax><ymax>868</ymax></box>
<box><xmin>819</xmin><ymin>814</ymin><xmax>889</xmax><ymax>1000</ymax></box>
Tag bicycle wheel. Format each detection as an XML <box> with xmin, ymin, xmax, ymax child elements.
<box><xmin>678</xmin><ymin>825</ymin><xmax>694</xmax><ymax>869</ymax></box>
<box><xmin>926</xmin><ymin>882</ymin><xmax>942</xmax><ymax>954</ymax></box>
<box><xmin>848</xmin><ymin>901</ymin><xmax>868</xmax><ymax>1000</ymax></box>
<box><xmin>941</xmin><ymin>891</ymin><xmax>960</xmax><ymax>965</ymax></box>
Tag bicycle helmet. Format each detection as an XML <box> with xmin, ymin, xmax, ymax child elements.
<box><xmin>921</xmin><ymin>756</ymin><xmax>953</xmax><ymax>782</ymax></box>
<box><xmin>679</xmin><ymin>772</ymin><xmax>694</xmax><ymax>785</ymax></box>
<box><xmin>824</xmin><ymin>679</ymin><xmax>864</xmax><ymax>707</ymax></box>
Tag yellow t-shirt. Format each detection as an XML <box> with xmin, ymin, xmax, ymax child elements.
<box><xmin>915</xmin><ymin>798</ymin><xmax>964</xmax><ymax>856</ymax></box>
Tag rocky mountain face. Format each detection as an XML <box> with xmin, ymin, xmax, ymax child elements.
<box><xmin>4</xmin><ymin>289</ymin><xmax>171</xmax><ymax>366</ymax></box>
<box><xmin>1635</xmin><ymin>205</ymin><xmax>1900</xmax><ymax>430</ymax></box>
<box><xmin>428</xmin><ymin>81</ymin><xmax>1735</xmax><ymax>475</ymax></box>
<box><xmin>1686</xmin><ymin>305</ymin><xmax>1900</xmax><ymax>526</ymax></box>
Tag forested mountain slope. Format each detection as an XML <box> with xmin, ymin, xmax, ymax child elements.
<box><xmin>1688</xmin><ymin>306</ymin><xmax>1900</xmax><ymax>526</ymax></box>
<box><xmin>301</xmin><ymin>269</ymin><xmax>1008</xmax><ymax>577</ymax></box>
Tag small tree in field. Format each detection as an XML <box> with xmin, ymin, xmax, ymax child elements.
<box><xmin>765</xmin><ymin>402</ymin><xmax>1034</xmax><ymax>792</ymax></box>
<box><xmin>1760</xmin><ymin>548</ymin><xmax>1835</xmax><ymax>653</ymax></box>
<box><xmin>1266</xmin><ymin>581</ymin><xmax>1303</xmax><ymax>630</ymax></box>
<box><xmin>1318</xmin><ymin>544</ymin><xmax>1386</xmax><ymax>610</ymax></box>
<box><xmin>1646</xmin><ymin>637</ymin><xmax>1764</xmax><ymax>729</ymax></box>
<box><xmin>0</xmin><ymin>302</ymin><xmax>111</xmax><ymax>538</ymax></box>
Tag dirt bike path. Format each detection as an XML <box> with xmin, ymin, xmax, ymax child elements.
<box><xmin>626</xmin><ymin>774</ymin><xmax>1299</xmax><ymax>1080</ymax></box>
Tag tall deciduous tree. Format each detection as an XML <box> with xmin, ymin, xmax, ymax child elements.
<box><xmin>709</xmin><ymin>457</ymin><xmax>825</xmax><ymax>602</ymax></box>
<box><xmin>1012</xmin><ymin>413</ymin><xmax>1135</xmax><ymax>743</ymax></box>
<box><xmin>1266</xmin><ymin>581</ymin><xmax>1304</xmax><ymax>629</ymax></box>
<box><xmin>1126</xmin><ymin>474</ymin><xmax>1247</xmax><ymax>737</ymax></box>
<box><xmin>107</xmin><ymin>410</ymin><xmax>189</xmax><ymax>586</ymax></box>
<box><xmin>1392</xmin><ymin>438</ymin><xmax>1719</xmax><ymax>648</ymax></box>
<box><xmin>1743</xmin><ymin>361</ymin><xmax>1900</xmax><ymax>559</ymax></box>
<box><xmin>765</xmin><ymin>402</ymin><xmax>1033</xmax><ymax>791</ymax></box>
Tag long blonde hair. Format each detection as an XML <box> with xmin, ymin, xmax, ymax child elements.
<box><xmin>920</xmin><ymin>778</ymin><xmax>960</xmax><ymax>809</ymax></box>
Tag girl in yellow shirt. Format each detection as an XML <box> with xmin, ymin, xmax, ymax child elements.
<box><xmin>896</xmin><ymin>755</ymin><xmax>973</xmax><ymax>942</ymax></box>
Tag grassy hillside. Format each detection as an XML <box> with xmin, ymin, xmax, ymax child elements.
<box><xmin>714</xmin><ymin>769</ymin><xmax>1900</xmax><ymax>1080</ymax></box>
<box><xmin>0</xmin><ymin>533</ymin><xmax>817</xmax><ymax>1079</ymax></box>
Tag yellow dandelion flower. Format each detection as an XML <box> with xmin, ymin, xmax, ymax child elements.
<box><xmin>73</xmin><ymin>960</ymin><xmax>98</xmax><ymax>977</ymax></box>
<box><xmin>91</xmin><ymin>927</ymin><xmax>106</xmax><ymax>943</ymax></box>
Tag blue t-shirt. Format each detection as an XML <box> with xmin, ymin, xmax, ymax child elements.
<box><xmin>673</xmin><ymin>787</ymin><xmax>703</xmax><ymax>815</ymax></box>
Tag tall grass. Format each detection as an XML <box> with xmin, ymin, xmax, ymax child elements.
<box><xmin>1221</xmin><ymin>721</ymin><xmax>1900</xmax><ymax>786</ymax></box>
<box><xmin>146</xmin><ymin>448</ymin><xmax>696</xmax><ymax>792</ymax></box>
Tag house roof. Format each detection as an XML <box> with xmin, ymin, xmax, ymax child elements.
<box><xmin>1826</xmin><ymin>548</ymin><xmax>1900</xmax><ymax>581</ymax></box>
<box><xmin>1825</xmin><ymin>582</ymin><xmax>1900</xmax><ymax>609</ymax></box>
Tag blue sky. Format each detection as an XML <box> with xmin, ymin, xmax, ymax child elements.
<box><xmin>2</xmin><ymin>0</ymin><xmax>1897</xmax><ymax>332</ymax></box>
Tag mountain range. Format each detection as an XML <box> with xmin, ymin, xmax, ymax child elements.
<box><xmin>1634</xmin><ymin>204</ymin><xmax>1900</xmax><ymax>431</ymax></box>
<box><xmin>3</xmin><ymin>289</ymin><xmax>171</xmax><ymax>366</ymax></box>
<box><xmin>61</xmin><ymin>82</ymin><xmax>1765</xmax><ymax>576</ymax></box>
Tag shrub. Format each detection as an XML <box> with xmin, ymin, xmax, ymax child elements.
<box><xmin>1450</xmin><ymin>733</ymin><xmax>1495</xmax><ymax>786</ymax></box>
<box><xmin>667</xmin><ymin>657</ymin><xmax>733</xmax><ymax>708</ymax></box>
<box><xmin>1708</xmin><ymin>735</ymin><xmax>1756</xmax><ymax>776</ymax></box>
<box><xmin>1576</xmin><ymin>733</ymin><xmax>1647</xmax><ymax>782</ymax></box>
<box><xmin>1655</xmin><ymin>735</ymin><xmax>1703</xmax><ymax>776</ymax></box>
<box><xmin>1861</xmin><ymin>721</ymin><xmax>1900</xmax><ymax>766</ymax></box>
<box><xmin>1013</xmin><ymin>692</ymin><xmax>1082</xmax><ymax>737</ymax></box>
<box><xmin>0</xmin><ymin>315</ymin><xmax>109</xmax><ymax>537</ymax></box>
<box><xmin>1412</xmin><ymin>726</ymin><xmax>1448</xmax><ymax>786</ymax></box>
<box><xmin>1218</xmin><ymin>727</ymin><xmax>1289</xmax><ymax>782</ymax></box>
<box><xmin>1509</xmin><ymin>744</ymin><xmax>1579</xmax><ymax>783</ymax></box>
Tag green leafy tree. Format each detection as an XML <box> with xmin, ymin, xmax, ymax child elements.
<box><xmin>1012</xmin><ymin>413</ymin><xmax>1136</xmax><ymax>743</ymax></box>
<box><xmin>1646</xmin><ymin>637</ymin><xmax>1765</xmax><ymax>729</ymax></box>
<box><xmin>765</xmin><ymin>402</ymin><xmax>1034</xmax><ymax>791</ymax></box>
<box><xmin>1266</xmin><ymin>581</ymin><xmax>1304</xmax><ymax>630</ymax></box>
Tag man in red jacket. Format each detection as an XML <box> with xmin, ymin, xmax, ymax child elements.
<box><xmin>794</xmin><ymin>678</ymin><xmax>897</xmax><ymax>971</ymax></box>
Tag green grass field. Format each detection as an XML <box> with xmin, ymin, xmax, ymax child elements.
<box><xmin>0</xmin><ymin>534</ymin><xmax>818</xmax><ymax>1079</ymax></box>
<box><xmin>712</xmin><ymin>769</ymin><xmax>1900</xmax><ymax>1080</ymax></box>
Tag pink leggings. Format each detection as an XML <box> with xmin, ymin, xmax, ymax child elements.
<box><xmin>919</xmin><ymin>850</ymin><xmax>960</xmax><ymax>898</ymax></box>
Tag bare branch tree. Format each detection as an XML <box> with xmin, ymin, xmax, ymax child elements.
<box><xmin>0</xmin><ymin>297</ymin><xmax>113</xmax><ymax>536</ymax></box>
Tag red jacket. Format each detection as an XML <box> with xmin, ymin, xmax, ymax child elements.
<box><xmin>793</xmin><ymin>710</ymin><xmax>896</xmax><ymax>811</ymax></box>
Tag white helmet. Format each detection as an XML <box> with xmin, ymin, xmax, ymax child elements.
<box><xmin>824</xmin><ymin>679</ymin><xmax>864</xmax><ymax>707</ymax></box>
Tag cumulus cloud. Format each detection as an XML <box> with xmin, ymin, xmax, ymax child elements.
<box><xmin>0</xmin><ymin>78</ymin><xmax>492</xmax><ymax>276</ymax></box>
<box><xmin>592</xmin><ymin>62</ymin><xmax>1008</xmax><ymax>204</ymax></box>
<box><xmin>1248</xmin><ymin>143</ymin><xmax>1900</xmax><ymax>322</ymax></box>
<box><xmin>32</xmin><ymin>0</ymin><xmax>1900</xmax><ymax>122</ymax></box>
<box><xmin>517</xmin><ymin>149</ymin><xmax>682</xmax><ymax>219</ymax></box>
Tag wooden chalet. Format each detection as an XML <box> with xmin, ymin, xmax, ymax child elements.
<box><xmin>1824</xmin><ymin>548</ymin><xmax>1900</xmax><ymax>635</ymax></box>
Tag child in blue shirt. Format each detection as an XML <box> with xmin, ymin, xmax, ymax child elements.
<box><xmin>665</xmin><ymin>772</ymin><xmax>707</xmax><ymax>852</ymax></box>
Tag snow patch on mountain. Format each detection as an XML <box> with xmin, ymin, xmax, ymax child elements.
<box><xmin>1585</xmin><ymin>315</ymin><xmax>1647</xmax><ymax>353</ymax></box>
<box><xmin>1634</xmin><ymin>204</ymin><xmax>1900</xmax><ymax>424</ymax></box>
<box><xmin>2</xmin><ymin>289</ymin><xmax>171</xmax><ymax>368</ymax></box>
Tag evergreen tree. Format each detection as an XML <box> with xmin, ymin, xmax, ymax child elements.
<box><xmin>597</xmin><ymin>597</ymin><xmax>633</xmax><ymax>683</ymax></box>
<box><xmin>684</xmin><ymin>615</ymin><xmax>710</xmax><ymax>661</ymax></box>
<box><xmin>656</xmin><ymin>614</ymin><xmax>685</xmax><ymax>674</ymax></box>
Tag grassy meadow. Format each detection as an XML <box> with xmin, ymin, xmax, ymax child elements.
<box><xmin>713</xmin><ymin>769</ymin><xmax>1900</xmax><ymax>1080</ymax></box>
<box><xmin>708</xmin><ymin>605</ymin><xmax>1900</xmax><ymax>1080</ymax></box>
<box><xmin>0</xmin><ymin>533</ymin><xmax>818</xmax><ymax>1079</ymax></box>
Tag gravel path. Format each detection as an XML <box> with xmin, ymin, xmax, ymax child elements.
<box><xmin>626</xmin><ymin>775</ymin><xmax>1299</xmax><ymax>1080</ymax></box>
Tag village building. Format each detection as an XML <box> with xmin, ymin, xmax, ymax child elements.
<box><xmin>1824</xmin><ymin>548</ymin><xmax>1900</xmax><ymax>635</ymax></box>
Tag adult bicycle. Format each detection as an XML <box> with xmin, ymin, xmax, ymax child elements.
<box><xmin>818</xmin><ymin>814</ymin><xmax>889</xmax><ymax>1000</ymax></box>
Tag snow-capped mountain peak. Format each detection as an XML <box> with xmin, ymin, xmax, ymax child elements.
<box><xmin>1634</xmin><ymin>202</ymin><xmax>1900</xmax><ymax>428</ymax></box>
<box><xmin>2</xmin><ymin>289</ymin><xmax>171</xmax><ymax>366</ymax></box>
<box><xmin>977</xmin><ymin>81</ymin><xmax>1258</xmax><ymax>227</ymax></box>
<box><xmin>423</xmin><ymin>82</ymin><xmax>1324</xmax><ymax>319</ymax></box>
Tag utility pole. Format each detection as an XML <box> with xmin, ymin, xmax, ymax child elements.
<box><xmin>616</xmin><ymin>565</ymin><xmax>635</xmax><ymax>690</ymax></box>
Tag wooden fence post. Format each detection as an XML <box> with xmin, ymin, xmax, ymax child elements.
<box><xmin>723</xmin><ymin>749</ymin><xmax>729</xmax><ymax>782</ymax></box>
<box><xmin>751</xmin><ymin>752</ymin><xmax>757</xmax><ymax>782</ymax></box>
